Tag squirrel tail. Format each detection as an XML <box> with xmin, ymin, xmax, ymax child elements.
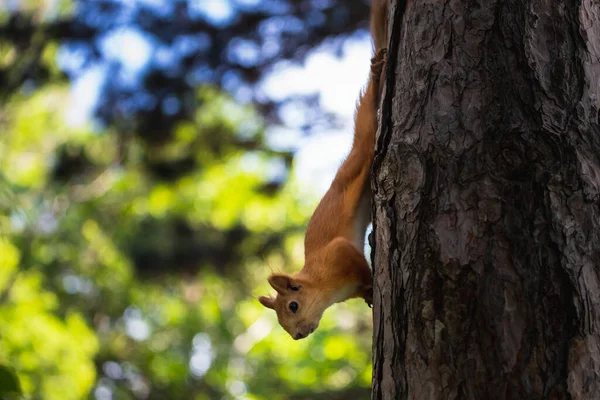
<box><xmin>370</xmin><ymin>0</ymin><xmax>388</xmax><ymax>52</ymax></box>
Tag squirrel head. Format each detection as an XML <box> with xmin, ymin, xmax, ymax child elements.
<box><xmin>258</xmin><ymin>274</ymin><xmax>325</xmax><ymax>340</ymax></box>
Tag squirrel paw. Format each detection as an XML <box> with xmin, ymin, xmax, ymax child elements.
<box><xmin>370</xmin><ymin>48</ymin><xmax>387</xmax><ymax>100</ymax></box>
<box><xmin>370</xmin><ymin>48</ymin><xmax>387</xmax><ymax>78</ymax></box>
<box><xmin>363</xmin><ymin>285</ymin><xmax>373</xmax><ymax>308</ymax></box>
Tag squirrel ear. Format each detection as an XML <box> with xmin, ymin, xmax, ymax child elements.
<box><xmin>259</xmin><ymin>296</ymin><xmax>275</xmax><ymax>310</ymax></box>
<box><xmin>268</xmin><ymin>274</ymin><xmax>301</xmax><ymax>294</ymax></box>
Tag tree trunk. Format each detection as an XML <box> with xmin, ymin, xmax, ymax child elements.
<box><xmin>371</xmin><ymin>0</ymin><xmax>600</xmax><ymax>399</ymax></box>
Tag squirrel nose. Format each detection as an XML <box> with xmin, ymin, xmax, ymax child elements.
<box><xmin>294</xmin><ymin>332</ymin><xmax>306</xmax><ymax>340</ymax></box>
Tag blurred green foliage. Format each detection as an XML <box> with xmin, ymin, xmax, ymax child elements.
<box><xmin>0</xmin><ymin>0</ymin><xmax>373</xmax><ymax>399</ymax></box>
<box><xmin>0</xmin><ymin>80</ymin><xmax>373</xmax><ymax>399</ymax></box>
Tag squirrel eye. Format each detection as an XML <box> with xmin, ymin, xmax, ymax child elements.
<box><xmin>289</xmin><ymin>301</ymin><xmax>298</xmax><ymax>313</ymax></box>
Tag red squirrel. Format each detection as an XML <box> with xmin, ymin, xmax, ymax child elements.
<box><xmin>259</xmin><ymin>0</ymin><xmax>388</xmax><ymax>340</ymax></box>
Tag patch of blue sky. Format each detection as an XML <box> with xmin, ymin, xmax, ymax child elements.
<box><xmin>238</xmin><ymin>152</ymin><xmax>286</xmax><ymax>182</ymax></box>
<box><xmin>124</xmin><ymin>307</ymin><xmax>152</xmax><ymax>341</ymax></box>
<box><xmin>186</xmin><ymin>65</ymin><xmax>214</xmax><ymax>86</ymax></box>
<box><xmin>190</xmin><ymin>333</ymin><xmax>214</xmax><ymax>378</ymax></box>
<box><xmin>57</xmin><ymin>42</ymin><xmax>92</xmax><ymax>77</ymax></box>
<box><xmin>130</xmin><ymin>91</ymin><xmax>158</xmax><ymax>111</ymax></box>
<box><xmin>266</xmin><ymin>157</ymin><xmax>288</xmax><ymax>182</ymax></box>
<box><xmin>4</xmin><ymin>0</ymin><xmax>19</xmax><ymax>12</ymax></box>
<box><xmin>259</xmin><ymin>16</ymin><xmax>304</xmax><ymax>38</ymax></box>
<box><xmin>162</xmin><ymin>96</ymin><xmax>181</xmax><ymax>116</ymax></box>
<box><xmin>234</xmin><ymin>0</ymin><xmax>261</xmax><ymax>8</ymax></box>
<box><xmin>265</xmin><ymin>126</ymin><xmax>302</xmax><ymax>151</ymax></box>
<box><xmin>188</xmin><ymin>0</ymin><xmax>235</xmax><ymax>26</ymax></box>
<box><xmin>310</xmin><ymin>0</ymin><xmax>334</xmax><ymax>10</ymax></box>
<box><xmin>132</xmin><ymin>0</ymin><xmax>173</xmax><ymax>16</ymax></box>
<box><xmin>105</xmin><ymin>0</ymin><xmax>174</xmax><ymax>19</ymax></box>
<box><xmin>295</xmin><ymin>128</ymin><xmax>353</xmax><ymax>194</ymax></box>
<box><xmin>262</xmin><ymin>36</ymin><xmax>370</xmax><ymax>117</ymax></box>
<box><xmin>261</xmin><ymin>38</ymin><xmax>280</xmax><ymax>59</ymax></box>
<box><xmin>98</xmin><ymin>27</ymin><xmax>154</xmax><ymax>85</ymax></box>
<box><xmin>227</xmin><ymin>38</ymin><xmax>261</xmax><ymax>67</ymax></box>
<box><xmin>221</xmin><ymin>70</ymin><xmax>253</xmax><ymax>103</ymax></box>
<box><xmin>278</xmin><ymin>101</ymin><xmax>308</xmax><ymax>129</ymax></box>
<box><xmin>232</xmin><ymin>86</ymin><xmax>254</xmax><ymax>104</ymax></box>
<box><xmin>59</xmin><ymin>0</ymin><xmax>371</xmax><ymax>196</ymax></box>
<box><xmin>305</xmin><ymin>10</ymin><xmax>327</xmax><ymax>28</ymax></box>
<box><xmin>174</xmin><ymin>33</ymin><xmax>212</xmax><ymax>56</ymax></box>
<box><xmin>80</xmin><ymin>2</ymin><xmax>133</xmax><ymax>28</ymax></box>
<box><xmin>252</xmin><ymin>0</ymin><xmax>290</xmax><ymax>14</ymax></box>
<box><xmin>115</xmin><ymin>90</ymin><xmax>157</xmax><ymax>115</ymax></box>
<box><xmin>65</xmin><ymin>63</ymin><xmax>108</xmax><ymax>127</ymax></box>
<box><xmin>153</xmin><ymin>45</ymin><xmax>177</xmax><ymax>69</ymax></box>
<box><xmin>262</xmin><ymin>36</ymin><xmax>371</xmax><ymax>194</ymax></box>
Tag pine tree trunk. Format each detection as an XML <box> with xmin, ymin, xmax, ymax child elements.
<box><xmin>371</xmin><ymin>0</ymin><xmax>600</xmax><ymax>399</ymax></box>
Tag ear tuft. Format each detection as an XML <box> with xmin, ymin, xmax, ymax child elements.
<box><xmin>268</xmin><ymin>274</ymin><xmax>291</xmax><ymax>294</ymax></box>
<box><xmin>259</xmin><ymin>296</ymin><xmax>275</xmax><ymax>310</ymax></box>
<box><xmin>268</xmin><ymin>274</ymin><xmax>301</xmax><ymax>294</ymax></box>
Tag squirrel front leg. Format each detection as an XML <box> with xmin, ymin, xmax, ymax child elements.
<box><xmin>349</xmin><ymin>50</ymin><xmax>387</xmax><ymax>307</ymax></box>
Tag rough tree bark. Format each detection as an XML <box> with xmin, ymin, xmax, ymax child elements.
<box><xmin>371</xmin><ymin>0</ymin><xmax>600</xmax><ymax>399</ymax></box>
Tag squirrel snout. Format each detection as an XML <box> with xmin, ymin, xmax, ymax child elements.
<box><xmin>293</xmin><ymin>326</ymin><xmax>316</xmax><ymax>340</ymax></box>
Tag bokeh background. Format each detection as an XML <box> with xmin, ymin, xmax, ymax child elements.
<box><xmin>0</xmin><ymin>0</ymin><xmax>374</xmax><ymax>399</ymax></box>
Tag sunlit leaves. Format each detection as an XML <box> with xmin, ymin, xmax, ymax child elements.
<box><xmin>0</xmin><ymin>239</ymin><xmax>19</xmax><ymax>289</ymax></box>
<box><xmin>7</xmin><ymin>0</ymin><xmax>74</xmax><ymax>19</ymax></box>
<box><xmin>195</xmin><ymin>86</ymin><xmax>260</xmax><ymax>140</ymax></box>
<box><xmin>0</xmin><ymin>40</ymin><xmax>17</xmax><ymax>69</ymax></box>
<box><xmin>1</xmin><ymin>86</ymin><xmax>92</xmax><ymax>188</ymax></box>
<box><xmin>0</xmin><ymin>266</ymin><xmax>98</xmax><ymax>400</ymax></box>
<box><xmin>148</xmin><ymin>184</ymin><xmax>177</xmax><ymax>217</ymax></box>
<box><xmin>81</xmin><ymin>219</ymin><xmax>133</xmax><ymax>290</ymax></box>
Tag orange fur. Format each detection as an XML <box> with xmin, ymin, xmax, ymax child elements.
<box><xmin>259</xmin><ymin>0</ymin><xmax>388</xmax><ymax>340</ymax></box>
